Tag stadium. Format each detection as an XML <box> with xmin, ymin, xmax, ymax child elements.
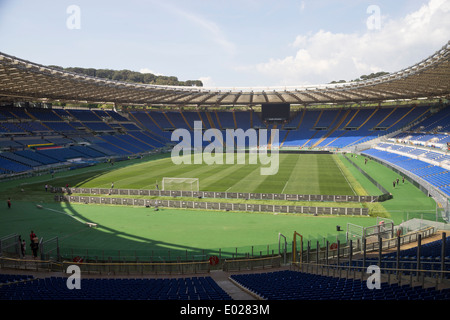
<box><xmin>0</xmin><ymin>5</ymin><xmax>450</xmax><ymax>310</ymax></box>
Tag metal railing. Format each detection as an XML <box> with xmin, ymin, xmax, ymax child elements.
<box><xmin>0</xmin><ymin>255</ymin><xmax>282</xmax><ymax>276</ymax></box>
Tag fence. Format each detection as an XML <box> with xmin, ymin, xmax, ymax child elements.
<box><xmin>292</xmin><ymin>261</ymin><xmax>450</xmax><ymax>290</ymax></box>
<box><xmin>297</xmin><ymin>228</ymin><xmax>449</xmax><ymax>287</ymax></box>
<box><xmin>0</xmin><ymin>234</ymin><xmax>20</xmax><ymax>258</ymax></box>
<box><xmin>56</xmin><ymin>186</ymin><xmax>380</xmax><ymax>203</ymax></box>
<box><xmin>40</xmin><ymin>237</ymin><xmax>59</xmax><ymax>261</ymax></box>
<box><xmin>302</xmin><ymin>226</ymin><xmax>438</xmax><ymax>264</ymax></box>
<box><xmin>1</xmin><ymin>228</ymin><xmax>447</xmax><ymax>279</ymax></box>
<box><xmin>400</xmin><ymin>218</ymin><xmax>450</xmax><ymax>232</ymax></box>
<box><xmin>54</xmin><ymin>194</ymin><xmax>370</xmax><ymax>216</ymax></box>
<box><xmin>0</xmin><ymin>255</ymin><xmax>282</xmax><ymax>276</ymax></box>
<box><xmin>33</xmin><ymin>225</ymin><xmax>441</xmax><ymax>266</ymax></box>
<box><xmin>56</xmin><ymin>242</ymin><xmax>282</xmax><ymax>264</ymax></box>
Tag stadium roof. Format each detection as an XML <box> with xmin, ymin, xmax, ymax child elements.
<box><xmin>0</xmin><ymin>41</ymin><xmax>449</xmax><ymax>107</ymax></box>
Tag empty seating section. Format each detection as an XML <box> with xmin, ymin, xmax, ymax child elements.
<box><xmin>14</xmin><ymin>150</ymin><xmax>59</xmax><ymax>165</ymax></box>
<box><xmin>282</xmin><ymin>110</ymin><xmax>321</xmax><ymax>147</ymax></box>
<box><xmin>99</xmin><ymin>135</ymin><xmax>142</xmax><ymax>154</ymax></box>
<box><xmin>185</xmin><ymin>111</ymin><xmax>206</xmax><ymax>128</ymax></box>
<box><xmin>0</xmin><ymin>107</ymin><xmax>176</xmax><ymax>173</ymax></box>
<box><xmin>0</xmin><ymin>156</ymin><xmax>31</xmax><ymax>173</ymax></box>
<box><xmin>106</xmin><ymin>110</ymin><xmax>128</xmax><ymax>122</ymax></box>
<box><xmin>0</xmin><ymin>110</ymin><xmax>14</xmax><ymax>121</ymax></box>
<box><xmin>121</xmin><ymin>123</ymin><xmax>140</xmax><ymax>131</ymax></box>
<box><xmin>165</xmin><ymin>111</ymin><xmax>189</xmax><ymax>129</ymax></box>
<box><xmin>0</xmin><ymin>105</ymin><xmax>447</xmax><ymax>174</ymax></box>
<box><xmin>0</xmin><ymin>274</ymin><xmax>34</xmax><ymax>284</ymax></box>
<box><xmin>341</xmin><ymin>236</ymin><xmax>450</xmax><ymax>279</ymax></box>
<box><xmin>36</xmin><ymin>147</ymin><xmax>85</xmax><ymax>162</ymax></box>
<box><xmin>205</xmin><ymin>112</ymin><xmax>220</xmax><ymax>129</ymax></box>
<box><xmin>216</xmin><ymin>112</ymin><xmax>235</xmax><ymax>129</ymax></box>
<box><xmin>130</xmin><ymin>131</ymin><xmax>165</xmax><ymax>148</ymax></box>
<box><xmin>128</xmin><ymin>111</ymin><xmax>172</xmax><ymax>141</ymax></box>
<box><xmin>87</xmin><ymin>143</ymin><xmax>117</xmax><ymax>157</ymax></box>
<box><xmin>0</xmin><ymin>123</ymin><xmax>25</xmax><ymax>133</ymax></box>
<box><xmin>147</xmin><ymin>112</ymin><xmax>174</xmax><ymax>130</ymax></box>
<box><xmin>28</xmin><ymin>109</ymin><xmax>61</xmax><ymax>121</ymax></box>
<box><xmin>83</xmin><ymin>122</ymin><xmax>114</xmax><ymax>132</ymax></box>
<box><xmin>362</xmin><ymin>145</ymin><xmax>450</xmax><ymax>196</ymax></box>
<box><xmin>0</xmin><ymin>275</ymin><xmax>231</xmax><ymax>300</ymax></box>
<box><xmin>0</xmin><ymin>151</ymin><xmax>42</xmax><ymax>167</ymax></box>
<box><xmin>70</xmin><ymin>145</ymin><xmax>107</xmax><ymax>158</ymax></box>
<box><xmin>234</xmin><ymin>111</ymin><xmax>251</xmax><ymax>129</ymax></box>
<box><xmin>236</xmin><ymin>235</ymin><xmax>449</xmax><ymax>298</ymax></box>
<box><xmin>252</xmin><ymin>112</ymin><xmax>265</xmax><ymax>129</ymax></box>
<box><xmin>409</xmin><ymin>106</ymin><xmax>450</xmax><ymax>133</ymax></box>
<box><xmin>393</xmin><ymin>106</ymin><xmax>450</xmax><ymax>148</ymax></box>
<box><xmin>385</xmin><ymin>236</ymin><xmax>450</xmax><ymax>260</ymax></box>
<box><xmin>231</xmin><ymin>270</ymin><xmax>449</xmax><ymax>300</ymax></box>
<box><xmin>66</xmin><ymin>109</ymin><xmax>99</xmax><ymax>122</ymax></box>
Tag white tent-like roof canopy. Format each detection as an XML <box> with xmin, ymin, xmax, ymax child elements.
<box><xmin>0</xmin><ymin>41</ymin><xmax>449</xmax><ymax>107</ymax></box>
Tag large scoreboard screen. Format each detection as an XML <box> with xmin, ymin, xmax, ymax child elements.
<box><xmin>261</xmin><ymin>103</ymin><xmax>290</xmax><ymax>121</ymax></box>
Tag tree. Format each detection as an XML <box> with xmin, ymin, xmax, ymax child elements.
<box><xmin>48</xmin><ymin>65</ymin><xmax>203</xmax><ymax>87</ymax></box>
<box><xmin>330</xmin><ymin>72</ymin><xmax>389</xmax><ymax>84</ymax></box>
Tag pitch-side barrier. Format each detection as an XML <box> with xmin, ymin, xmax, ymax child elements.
<box><xmin>54</xmin><ymin>193</ymin><xmax>370</xmax><ymax>216</ymax></box>
<box><xmin>54</xmin><ymin>187</ymin><xmax>379</xmax><ymax>203</ymax></box>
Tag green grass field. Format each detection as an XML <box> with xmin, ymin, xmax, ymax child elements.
<box><xmin>0</xmin><ymin>152</ymin><xmax>440</xmax><ymax>261</ymax></box>
<box><xmin>71</xmin><ymin>153</ymin><xmax>356</xmax><ymax>195</ymax></box>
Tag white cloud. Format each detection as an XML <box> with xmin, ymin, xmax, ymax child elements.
<box><xmin>199</xmin><ymin>76</ymin><xmax>215</xmax><ymax>88</ymax></box>
<box><xmin>155</xmin><ymin>2</ymin><xmax>237</xmax><ymax>56</ymax></box>
<box><xmin>139</xmin><ymin>68</ymin><xmax>163</xmax><ymax>76</ymax></box>
<box><xmin>246</xmin><ymin>0</ymin><xmax>450</xmax><ymax>86</ymax></box>
<box><xmin>299</xmin><ymin>1</ymin><xmax>306</xmax><ymax>12</ymax></box>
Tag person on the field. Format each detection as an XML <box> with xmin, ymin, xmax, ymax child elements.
<box><xmin>29</xmin><ymin>230</ymin><xmax>36</xmax><ymax>242</ymax></box>
<box><xmin>21</xmin><ymin>239</ymin><xmax>26</xmax><ymax>258</ymax></box>
<box><xmin>30</xmin><ymin>239</ymin><xmax>38</xmax><ymax>259</ymax></box>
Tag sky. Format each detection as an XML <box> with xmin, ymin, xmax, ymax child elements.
<box><xmin>0</xmin><ymin>0</ymin><xmax>449</xmax><ymax>88</ymax></box>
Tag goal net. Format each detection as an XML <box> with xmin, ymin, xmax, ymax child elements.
<box><xmin>162</xmin><ymin>177</ymin><xmax>199</xmax><ymax>191</ymax></box>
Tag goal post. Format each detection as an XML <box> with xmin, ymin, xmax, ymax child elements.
<box><xmin>162</xmin><ymin>177</ymin><xmax>199</xmax><ymax>191</ymax></box>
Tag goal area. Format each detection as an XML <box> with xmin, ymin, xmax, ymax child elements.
<box><xmin>162</xmin><ymin>177</ymin><xmax>199</xmax><ymax>191</ymax></box>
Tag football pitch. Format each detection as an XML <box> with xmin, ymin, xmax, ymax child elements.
<box><xmin>73</xmin><ymin>153</ymin><xmax>357</xmax><ymax>195</ymax></box>
<box><xmin>0</xmin><ymin>152</ymin><xmax>439</xmax><ymax>260</ymax></box>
